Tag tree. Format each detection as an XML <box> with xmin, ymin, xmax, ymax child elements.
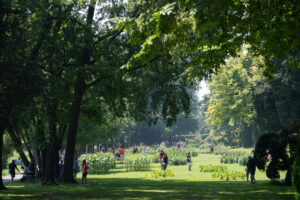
<box><xmin>119</xmin><ymin>0</ymin><xmax>299</xmax><ymax>77</ymax></box>
<box><xmin>0</xmin><ymin>0</ymin><xmax>47</xmax><ymax>189</ymax></box>
<box><xmin>205</xmin><ymin>53</ymin><xmax>264</xmax><ymax>146</ymax></box>
<box><xmin>252</xmin><ymin>66</ymin><xmax>300</xmax><ymax>133</ymax></box>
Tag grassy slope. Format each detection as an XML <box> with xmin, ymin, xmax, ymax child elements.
<box><xmin>1</xmin><ymin>148</ymin><xmax>296</xmax><ymax>200</ymax></box>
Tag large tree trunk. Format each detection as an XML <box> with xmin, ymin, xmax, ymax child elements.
<box><xmin>35</xmin><ymin>119</ymin><xmax>45</xmax><ymax>178</ymax></box>
<box><xmin>41</xmin><ymin>150</ymin><xmax>47</xmax><ymax>181</ymax></box>
<box><xmin>61</xmin><ymin>81</ymin><xmax>85</xmax><ymax>183</ymax></box>
<box><xmin>0</xmin><ymin>128</ymin><xmax>6</xmax><ymax>190</ymax></box>
<box><xmin>60</xmin><ymin>1</ymin><xmax>95</xmax><ymax>183</ymax></box>
<box><xmin>7</xmin><ymin>130</ymin><xmax>30</xmax><ymax>167</ymax></box>
<box><xmin>36</xmin><ymin>148</ymin><xmax>42</xmax><ymax>178</ymax></box>
<box><xmin>42</xmin><ymin>104</ymin><xmax>59</xmax><ymax>185</ymax></box>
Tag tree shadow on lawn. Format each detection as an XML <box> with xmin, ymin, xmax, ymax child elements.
<box><xmin>1</xmin><ymin>178</ymin><xmax>296</xmax><ymax>200</ymax></box>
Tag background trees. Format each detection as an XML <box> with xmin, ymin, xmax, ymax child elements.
<box><xmin>1</xmin><ymin>0</ymin><xmax>299</xmax><ymax>190</ymax></box>
<box><xmin>205</xmin><ymin>52</ymin><xmax>264</xmax><ymax>146</ymax></box>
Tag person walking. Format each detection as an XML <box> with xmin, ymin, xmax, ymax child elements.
<box><xmin>58</xmin><ymin>160</ymin><xmax>64</xmax><ymax>176</ymax></box>
<box><xmin>119</xmin><ymin>146</ymin><xmax>125</xmax><ymax>164</ymax></box>
<box><xmin>162</xmin><ymin>153</ymin><xmax>168</xmax><ymax>170</ymax></box>
<box><xmin>8</xmin><ymin>160</ymin><xmax>20</xmax><ymax>183</ymax></box>
<box><xmin>247</xmin><ymin>156</ymin><xmax>256</xmax><ymax>183</ymax></box>
<box><xmin>159</xmin><ymin>150</ymin><xmax>165</xmax><ymax>170</ymax></box>
<box><xmin>73</xmin><ymin>157</ymin><xmax>79</xmax><ymax>179</ymax></box>
<box><xmin>81</xmin><ymin>160</ymin><xmax>88</xmax><ymax>185</ymax></box>
<box><xmin>187</xmin><ymin>152</ymin><xmax>192</xmax><ymax>171</ymax></box>
<box><xmin>245</xmin><ymin>156</ymin><xmax>251</xmax><ymax>182</ymax></box>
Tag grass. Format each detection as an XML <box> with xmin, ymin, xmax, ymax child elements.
<box><xmin>1</xmin><ymin>148</ymin><xmax>296</xmax><ymax>200</ymax></box>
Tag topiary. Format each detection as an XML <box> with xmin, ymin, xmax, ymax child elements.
<box><xmin>254</xmin><ymin>130</ymin><xmax>298</xmax><ymax>185</ymax></box>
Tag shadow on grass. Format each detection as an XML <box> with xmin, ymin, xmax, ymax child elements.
<box><xmin>1</xmin><ymin>178</ymin><xmax>296</xmax><ymax>200</ymax></box>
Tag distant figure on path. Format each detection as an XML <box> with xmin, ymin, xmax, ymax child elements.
<box><xmin>162</xmin><ymin>153</ymin><xmax>168</xmax><ymax>170</ymax></box>
<box><xmin>247</xmin><ymin>156</ymin><xmax>256</xmax><ymax>183</ymax></box>
<box><xmin>9</xmin><ymin>160</ymin><xmax>20</xmax><ymax>183</ymax></box>
<box><xmin>20</xmin><ymin>166</ymin><xmax>30</xmax><ymax>182</ymax></box>
<box><xmin>81</xmin><ymin>160</ymin><xmax>88</xmax><ymax>185</ymax></box>
<box><xmin>210</xmin><ymin>145</ymin><xmax>214</xmax><ymax>153</ymax></box>
<box><xmin>142</xmin><ymin>145</ymin><xmax>147</xmax><ymax>154</ymax></box>
<box><xmin>187</xmin><ymin>152</ymin><xmax>192</xmax><ymax>171</ymax></box>
<box><xmin>119</xmin><ymin>147</ymin><xmax>125</xmax><ymax>164</ymax></box>
<box><xmin>28</xmin><ymin>161</ymin><xmax>35</xmax><ymax>182</ymax></box>
<box><xmin>58</xmin><ymin>160</ymin><xmax>64</xmax><ymax>176</ymax></box>
<box><xmin>245</xmin><ymin>156</ymin><xmax>251</xmax><ymax>182</ymax></box>
<box><xmin>159</xmin><ymin>150</ymin><xmax>165</xmax><ymax>170</ymax></box>
<box><xmin>73</xmin><ymin>157</ymin><xmax>79</xmax><ymax>179</ymax></box>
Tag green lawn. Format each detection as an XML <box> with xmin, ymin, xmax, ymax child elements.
<box><xmin>1</xmin><ymin>149</ymin><xmax>296</xmax><ymax>200</ymax></box>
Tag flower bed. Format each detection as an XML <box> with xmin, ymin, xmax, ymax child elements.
<box><xmin>79</xmin><ymin>153</ymin><xmax>116</xmax><ymax>174</ymax></box>
<box><xmin>199</xmin><ymin>164</ymin><xmax>245</xmax><ymax>181</ymax></box>
<box><xmin>220</xmin><ymin>151</ymin><xmax>248</xmax><ymax>166</ymax></box>
<box><xmin>199</xmin><ymin>164</ymin><xmax>228</xmax><ymax>173</ymax></box>
<box><xmin>125</xmin><ymin>154</ymin><xmax>151</xmax><ymax>171</ymax></box>
<box><xmin>145</xmin><ymin>169</ymin><xmax>175</xmax><ymax>178</ymax></box>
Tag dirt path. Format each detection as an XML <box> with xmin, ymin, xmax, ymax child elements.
<box><xmin>2</xmin><ymin>173</ymin><xmax>22</xmax><ymax>183</ymax></box>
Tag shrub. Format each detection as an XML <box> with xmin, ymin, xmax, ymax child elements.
<box><xmin>125</xmin><ymin>154</ymin><xmax>151</xmax><ymax>171</ymax></box>
<box><xmin>145</xmin><ymin>169</ymin><xmax>175</xmax><ymax>178</ymax></box>
<box><xmin>79</xmin><ymin>153</ymin><xmax>116</xmax><ymax>174</ymax></box>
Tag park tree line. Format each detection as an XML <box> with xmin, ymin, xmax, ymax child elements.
<box><xmin>0</xmin><ymin>0</ymin><xmax>299</xmax><ymax>191</ymax></box>
<box><xmin>201</xmin><ymin>52</ymin><xmax>300</xmax><ymax>147</ymax></box>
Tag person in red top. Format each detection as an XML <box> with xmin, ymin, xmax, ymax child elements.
<box><xmin>119</xmin><ymin>147</ymin><xmax>125</xmax><ymax>164</ymax></box>
<box><xmin>81</xmin><ymin>160</ymin><xmax>88</xmax><ymax>185</ymax></box>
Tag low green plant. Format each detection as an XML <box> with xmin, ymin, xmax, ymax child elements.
<box><xmin>125</xmin><ymin>154</ymin><xmax>151</xmax><ymax>171</ymax></box>
<box><xmin>212</xmin><ymin>170</ymin><xmax>246</xmax><ymax>181</ymax></box>
<box><xmin>145</xmin><ymin>169</ymin><xmax>175</xmax><ymax>178</ymax></box>
<box><xmin>79</xmin><ymin>153</ymin><xmax>116</xmax><ymax>174</ymax></box>
<box><xmin>199</xmin><ymin>165</ymin><xmax>228</xmax><ymax>173</ymax></box>
<box><xmin>221</xmin><ymin>151</ymin><xmax>248</xmax><ymax>166</ymax></box>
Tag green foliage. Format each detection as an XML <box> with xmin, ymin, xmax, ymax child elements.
<box><xmin>125</xmin><ymin>154</ymin><xmax>151</xmax><ymax>171</ymax></box>
<box><xmin>199</xmin><ymin>165</ymin><xmax>228</xmax><ymax>173</ymax></box>
<box><xmin>205</xmin><ymin>53</ymin><xmax>264</xmax><ymax>145</ymax></box>
<box><xmin>212</xmin><ymin>170</ymin><xmax>246</xmax><ymax>181</ymax></box>
<box><xmin>221</xmin><ymin>152</ymin><xmax>248</xmax><ymax>166</ymax></box>
<box><xmin>167</xmin><ymin>148</ymin><xmax>197</xmax><ymax>166</ymax></box>
<box><xmin>145</xmin><ymin>169</ymin><xmax>175</xmax><ymax>178</ymax></box>
<box><xmin>121</xmin><ymin>0</ymin><xmax>299</xmax><ymax>77</ymax></box>
<box><xmin>79</xmin><ymin>153</ymin><xmax>116</xmax><ymax>174</ymax></box>
<box><xmin>199</xmin><ymin>164</ymin><xmax>245</xmax><ymax>181</ymax></box>
<box><xmin>252</xmin><ymin>68</ymin><xmax>300</xmax><ymax>133</ymax></box>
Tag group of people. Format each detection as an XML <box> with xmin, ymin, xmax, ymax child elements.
<box><xmin>158</xmin><ymin>151</ymin><xmax>192</xmax><ymax>171</ymax></box>
<box><xmin>8</xmin><ymin>159</ymin><xmax>35</xmax><ymax>183</ymax></box>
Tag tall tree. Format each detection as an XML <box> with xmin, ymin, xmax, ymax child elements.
<box><xmin>205</xmin><ymin>53</ymin><xmax>264</xmax><ymax>145</ymax></box>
